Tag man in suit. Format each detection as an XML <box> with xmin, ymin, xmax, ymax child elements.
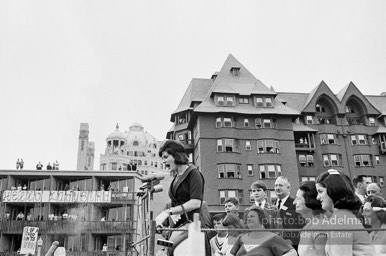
<box><xmin>275</xmin><ymin>176</ymin><xmax>305</xmax><ymax>251</ymax></box>
<box><xmin>248</xmin><ymin>181</ymin><xmax>281</xmax><ymax>229</ymax></box>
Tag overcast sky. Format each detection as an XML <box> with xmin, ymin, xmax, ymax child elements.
<box><xmin>1</xmin><ymin>0</ymin><xmax>386</xmax><ymax>170</ymax></box>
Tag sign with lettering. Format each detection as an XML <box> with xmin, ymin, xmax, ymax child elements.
<box><xmin>2</xmin><ymin>190</ymin><xmax>111</xmax><ymax>203</ymax></box>
<box><xmin>20</xmin><ymin>226</ymin><xmax>39</xmax><ymax>255</ymax></box>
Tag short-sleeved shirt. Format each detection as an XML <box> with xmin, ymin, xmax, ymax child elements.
<box><xmin>230</xmin><ymin>233</ymin><xmax>293</xmax><ymax>256</ymax></box>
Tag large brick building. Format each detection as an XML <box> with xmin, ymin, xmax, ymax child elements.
<box><xmin>166</xmin><ymin>54</ymin><xmax>386</xmax><ymax>213</ymax></box>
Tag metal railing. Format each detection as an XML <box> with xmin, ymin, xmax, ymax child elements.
<box><xmin>0</xmin><ymin>220</ymin><xmax>136</xmax><ymax>234</ymax></box>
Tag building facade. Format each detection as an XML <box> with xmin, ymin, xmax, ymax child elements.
<box><xmin>0</xmin><ymin>169</ymin><xmax>143</xmax><ymax>253</ymax></box>
<box><xmin>166</xmin><ymin>54</ymin><xmax>386</xmax><ymax>213</ymax></box>
<box><xmin>99</xmin><ymin>123</ymin><xmax>166</xmax><ymax>176</ymax></box>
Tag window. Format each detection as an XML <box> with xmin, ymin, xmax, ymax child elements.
<box><xmin>217</xmin><ymin>139</ymin><xmax>240</xmax><ymax>153</ymax></box>
<box><xmin>299</xmin><ymin>155</ymin><xmax>314</xmax><ymax>167</ymax></box>
<box><xmin>257</xmin><ymin>140</ymin><xmax>280</xmax><ymax>154</ymax></box>
<box><xmin>216</xmin><ymin>117</ymin><xmax>236</xmax><ymax>128</ymax></box>
<box><xmin>354</xmin><ymin>154</ymin><xmax>372</xmax><ymax>167</ymax></box>
<box><xmin>219</xmin><ymin>189</ymin><xmax>243</xmax><ymax>204</ymax></box>
<box><xmin>256</xmin><ymin>97</ymin><xmax>264</xmax><ymax>107</ymax></box>
<box><xmin>239</xmin><ymin>97</ymin><xmax>249</xmax><ymax>104</ymax></box>
<box><xmin>346</xmin><ymin>105</ymin><xmax>355</xmax><ymax>113</ymax></box>
<box><xmin>230</xmin><ymin>67</ymin><xmax>240</xmax><ymax>76</ymax></box>
<box><xmin>351</xmin><ymin>135</ymin><xmax>357</xmax><ymax>145</ymax></box>
<box><xmin>301</xmin><ymin>176</ymin><xmax>316</xmax><ymax>182</ymax></box>
<box><xmin>133</xmin><ymin>141</ymin><xmax>139</xmax><ymax>146</ymax></box>
<box><xmin>369</xmin><ymin>117</ymin><xmax>376</xmax><ymax>126</ymax></box>
<box><xmin>224</xmin><ymin>118</ymin><xmax>232</xmax><ymax>127</ymax></box>
<box><xmin>226</xmin><ymin>96</ymin><xmax>234</xmax><ymax>106</ymax></box>
<box><xmin>217</xmin><ymin>139</ymin><xmax>223</xmax><ymax>152</ymax></box>
<box><xmin>255</xmin><ymin>118</ymin><xmax>262</xmax><ymax>128</ymax></box>
<box><xmin>316</xmin><ymin>104</ymin><xmax>325</xmax><ymax>112</ymax></box>
<box><xmin>245</xmin><ymin>140</ymin><xmax>252</xmax><ymax>151</ymax></box>
<box><xmin>265</xmin><ymin>97</ymin><xmax>273</xmax><ymax>107</ymax></box>
<box><xmin>323</xmin><ymin>154</ymin><xmax>342</xmax><ymax>167</ymax></box>
<box><xmin>217</xmin><ymin>96</ymin><xmax>225</xmax><ymax>106</ymax></box>
<box><xmin>306</xmin><ymin>116</ymin><xmax>313</xmax><ymax>124</ymax></box>
<box><xmin>375</xmin><ymin>155</ymin><xmax>381</xmax><ymax>165</ymax></box>
<box><xmin>358</xmin><ymin>135</ymin><xmax>367</xmax><ymax>145</ymax></box>
<box><xmin>307</xmin><ymin>155</ymin><xmax>314</xmax><ymax>166</ymax></box>
<box><xmin>216</xmin><ymin>118</ymin><xmax>222</xmax><ymax>128</ymax></box>
<box><xmin>320</xmin><ymin>134</ymin><xmax>337</xmax><ymax>145</ymax></box>
<box><xmin>244</xmin><ymin>118</ymin><xmax>249</xmax><ymax>127</ymax></box>
<box><xmin>263</xmin><ymin>119</ymin><xmax>271</xmax><ymax>128</ymax></box>
<box><xmin>255</xmin><ymin>96</ymin><xmax>274</xmax><ymax>108</ymax></box>
<box><xmin>247</xmin><ymin>164</ymin><xmax>253</xmax><ymax>176</ymax></box>
<box><xmin>259</xmin><ymin>164</ymin><xmax>282</xmax><ymax>179</ymax></box>
<box><xmin>380</xmin><ymin>177</ymin><xmax>384</xmax><ymax>185</ymax></box>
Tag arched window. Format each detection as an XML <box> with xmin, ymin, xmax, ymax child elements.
<box><xmin>144</xmin><ymin>161</ymin><xmax>148</xmax><ymax>165</ymax></box>
<box><xmin>133</xmin><ymin>141</ymin><xmax>139</xmax><ymax>146</ymax></box>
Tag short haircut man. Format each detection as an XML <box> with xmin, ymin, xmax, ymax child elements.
<box><xmin>210</xmin><ymin>213</ymin><xmax>228</xmax><ymax>255</ymax></box>
<box><xmin>224</xmin><ymin>197</ymin><xmax>239</xmax><ymax>215</ymax></box>
<box><xmin>353</xmin><ymin>175</ymin><xmax>371</xmax><ymax>202</ymax></box>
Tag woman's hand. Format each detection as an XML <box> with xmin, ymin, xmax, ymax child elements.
<box><xmin>156</xmin><ymin>211</ymin><xmax>170</xmax><ymax>227</ymax></box>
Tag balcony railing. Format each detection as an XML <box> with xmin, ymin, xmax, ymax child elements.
<box><xmin>0</xmin><ymin>220</ymin><xmax>136</xmax><ymax>234</ymax></box>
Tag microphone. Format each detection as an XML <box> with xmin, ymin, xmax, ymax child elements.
<box><xmin>140</xmin><ymin>174</ymin><xmax>165</xmax><ymax>183</ymax></box>
<box><xmin>150</xmin><ymin>184</ymin><xmax>163</xmax><ymax>194</ymax></box>
<box><xmin>45</xmin><ymin>241</ymin><xmax>59</xmax><ymax>256</ymax></box>
<box><xmin>140</xmin><ymin>185</ymin><xmax>164</xmax><ymax>199</ymax></box>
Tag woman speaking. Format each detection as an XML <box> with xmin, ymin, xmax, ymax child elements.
<box><xmin>155</xmin><ymin>139</ymin><xmax>210</xmax><ymax>255</ymax></box>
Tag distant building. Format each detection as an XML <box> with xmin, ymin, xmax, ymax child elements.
<box><xmin>99</xmin><ymin>123</ymin><xmax>167</xmax><ymax>176</ymax></box>
<box><xmin>76</xmin><ymin>123</ymin><xmax>95</xmax><ymax>170</ymax></box>
<box><xmin>166</xmin><ymin>54</ymin><xmax>386</xmax><ymax>213</ymax></box>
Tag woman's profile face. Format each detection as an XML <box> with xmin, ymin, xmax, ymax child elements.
<box><xmin>294</xmin><ymin>189</ymin><xmax>311</xmax><ymax>216</ymax></box>
<box><xmin>161</xmin><ymin>151</ymin><xmax>177</xmax><ymax>172</ymax></box>
<box><xmin>362</xmin><ymin>202</ymin><xmax>378</xmax><ymax>226</ymax></box>
<box><xmin>246</xmin><ymin>210</ymin><xmax>261</xmax><ymax>229</ymax></box>
<box><xmin>316</xmin><ymin>183</ymin><xmax>333</xmax><ymax>211</ymax></box>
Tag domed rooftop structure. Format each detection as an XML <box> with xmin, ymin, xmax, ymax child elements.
<box><xmin>127</xmin><ymin>122</ymin><xmax>158</xmax><ymax>149</ymax></box>
<box><xmin>106</xmin><ymin>123</ymin><xmax>127</xmax><ymax>141</ymax></box>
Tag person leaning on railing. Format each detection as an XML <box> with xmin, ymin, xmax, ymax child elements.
<box><xmin>294</xmin><ymin>181</ymin><xmax>327</xmax><ymax>256</ymax></box>
<box><xmin>316</xmin><ymin>169</ymin><xmax>375</xmax><ymax>256</ymax></box>
<box><xmin>362</xmin><ymin>194</ymin><xmax>386</xmax><ymax>255</ymax></box>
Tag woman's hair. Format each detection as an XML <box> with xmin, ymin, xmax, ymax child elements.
<box><xmin>222</xmin><ymin>213</ymin><xmax>244</xmax><ymax>235</ymax></box>
<box><xmin>299</xmin><ymin>181</ymin><xmax>324</xmax><ymax>216</ymax></box>
<box><xmin>243</xmin><ymin>206</ymin><xmax>270</xmax><ymax>229</ymax></box>
<box><xmin>316</xmin><ymin>169</ymin><xmax>362</xmax><ymax>211</ymax></box>
<box><xmin>158</xmin><ymin>140</ymin><xmax>189</xmax><ymax>165</ymax></box>
<box><xmin>364</xmin><ymin>195</ymin><xmax>386</xmax><ymax>224</ymax></box>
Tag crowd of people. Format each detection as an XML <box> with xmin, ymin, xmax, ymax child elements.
<box><xmin>154</xmin><ymin>140</ymin><xmax>386</xmax><ymax>256</ymax></box>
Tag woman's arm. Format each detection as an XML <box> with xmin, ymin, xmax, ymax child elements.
<box><xmin>168</xmin><ymin>199</ymin><xmax>201</xmax><ymax>215</ymax></box>
<box><xmin>314</xmin><ymin>233</ymin><xmax>327</xmax><ymax>256</ymax></box>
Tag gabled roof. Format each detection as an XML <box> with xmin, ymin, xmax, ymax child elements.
<box><xmin>209</xmin><ymin>54</ymin><xmax>275</xmax><ymax>96</ymax></box>
<box><xmin>337</xmin><ymin>82</ymin><xmax>380</xmax><ymax>116</ymax></box>
<box><xmin>366</xmin><ymin>95</ymin><xmax>386</xmax><ymax>116</ymax></box>
<box><xmin>171</xmin><ymin>78</ymin><xmax>212</xmax><ymax>121</ymax></box>
<box><xmin>302</xmin><ymin>81</ymin><xmax>342</xmax><ymax>113</ymax></box>
<box><xmin>276</xmin><ymin>92</ymin><xmax>309</xmax><ymax>112</ymax></box>
<box><xmin>194</xmin><ymin>54</ymin><xmax>299</xmax><ymax>116</ymax></box>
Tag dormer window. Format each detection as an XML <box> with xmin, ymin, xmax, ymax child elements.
<box><xmin>217</xmin><ymin>96</ymin><xmax>225</xmax><ymax>106</ymax></box>
<box><xmin>216</xmin><ymin>95</ymin><xmax>235</xmax><ymax>107</ymax></box>
<box><xmin>239</xmin><ymin>97</ymin><xmax>249</xmax><ymax>104</ymax></box>
<box><xmin>230</xmin><ymin>67</ymin><xmax>240</xmax><ymax>76</ymax></box>
<box><xmin>369</xmin><ymin>117</ymin><xmax>376</xmax><ymax>126</ymax></box>
<box><xmin>255</xmin><ymin>96</ymin><xmax>274</xmax><ymax>108</ymax></box>
<box><xmin>265</xmin><ymin>98</ymin><xmax>273</xmax><ymax>107</ymax></box>
<box><xmin>316</xmin><ymin>104</ymin><xmax>325</xmax><ymax>112</ymax></box>
<box><xmin>256</xmin><ymin>97</ymin><xmax>263</xmax><ymax>107</ymax></box>
<box><xmin>226</xmin><ymin>96</ymin><xmax>234</xmax><ymax>106</ymax></box>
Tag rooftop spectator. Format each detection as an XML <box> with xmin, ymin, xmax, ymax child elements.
<box><xmin>36</xmin><ymin>162</ymin><xmax>43</xmax><ymax>170</ymax></box>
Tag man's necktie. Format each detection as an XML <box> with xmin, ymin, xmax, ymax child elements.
<box><xmin>278</xmin><ymin>199</ymin><xmax>282</xmax><ymax>209</ymax></box>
